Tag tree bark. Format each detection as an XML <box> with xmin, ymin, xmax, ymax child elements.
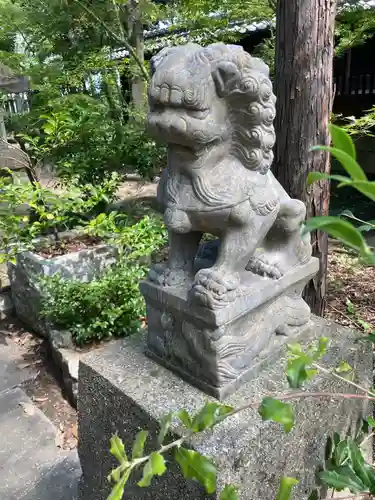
<box><xmin>273</xmin><ymin>0</ymin><xmax>336</xmax><ymax>316</ymax></box>
<box><xmin>128</xmin><ymin>0</ymin><xmax>146</xmax><ymax>111</ymax></box>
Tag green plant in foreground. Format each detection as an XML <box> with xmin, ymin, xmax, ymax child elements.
<box><xmin>107</xmin><ymin>336</ymin><xmax>375</xmax><ymax>499</ymax></box>
<box><xmin>41</xmin><ymin>261</ymin><xmax>147</xmax><ymax>345</ymax></box>
<box><xmin>305</xmin><ymin>124</ymin><xmax>375</xmax><ymax>264</ymax></box>
<box><xmin>40</xmin><ymin>214</ymin><xmax>167</xmax><ymax>345</ymax></box>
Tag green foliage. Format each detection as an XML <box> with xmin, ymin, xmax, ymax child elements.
<box><xmin>84</xmin><ymin>212</ymin><xmax>167</xmax><ymax>261</ymax></box>
<box><xmin>40</xmin><ymin>260</ymin><xmax>146</xmax><ymax>345</ymax></box>
<box><xmin>0</xmin><ymin>176</ymin><xmax>111</xmax><ymax>264</ymax></box>
<box><xmin>175</xmin><ymin>447</ymin><xmax>217</xmax><ymax>493</ymax></box>
<box><xmin>219</xmin><ymin>484</ymin><xmax>239</xmax><ymax>500</ymax></box>
<box><xmin>286</xmin><ymin>337</ymin><xmax>328</xmax><ymax>389</ymax></box>
<box><xmin>275</xmin><ymin>476</ymin><xmax>299</xmax><ymax>500</ymax></box>
<box><xmin>308</xmin><ymin>125</ymin><xmax>375</xmax><ymax>264</ymax></box>
<box><xmin>39</xmin><ymin>213</ymin><xmax>166</xmax><ymax>344</ymax></box>
<box><xmin>320</xmin><ymin>432</ymin><xmax>375</xmax><ymax>496</ymax></box>
<box><xmin>258</xmin><ymin>397</ymin><xmax>294</xmax><ymax>433</ymax></box>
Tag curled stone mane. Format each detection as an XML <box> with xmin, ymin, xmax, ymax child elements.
<box><xmin>197</xmin><ymin>43</ymin><xmax>276</xmax><ymax>174</ymax></box>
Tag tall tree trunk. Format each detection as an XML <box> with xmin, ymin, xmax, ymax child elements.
<box><xmin>273</xmin><ymin>0</ymin><xmax>336</xmax><ymax>316</ymax></box>
<box><xmin>128</xmin><ymin>0</ymin><xmax>145</xmax><ymax>111</ymax></box>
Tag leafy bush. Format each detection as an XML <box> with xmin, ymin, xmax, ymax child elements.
<box><xmin>0</xmin><ymin>176</ymin><xmax>117</xmax><ymax>264</ymax></box>
<box><xmin>84</xmin><ymin>212</ymin><xmax>167</xmax><ymax>261</ymax></box>
<box><xmin>40</xmin><ymin>261</ymin><xmax>147</xmax><ymax>345</ymax></box>
<box><xmin>40</xmin><ymin>213</ymin><xmax>167</xmax><ymax>345</ymax></box>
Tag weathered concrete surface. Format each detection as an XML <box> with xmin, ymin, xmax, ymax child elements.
<box><xmin>0</xmin><ymin>288</ymin><xmax>13</xmax><ymax>318</ymax></box>
<box><xmin>0</xmin><ymin>335</ymin><xmax>37</xmax><ymax>393</ymax></box>
<box><xmin>0</xmin><ymin>388</ymin><xmax>80</xmax><ymax>500</ymax></box>
<box><xmin>51</xmin><ymin>343</ymin><xmax>80</xmax><ymax>408</ymax></box>
<box><xmin>78</xmin><ymin>317</ymin><xmax>372</xmax><ymax>500</ymax></box>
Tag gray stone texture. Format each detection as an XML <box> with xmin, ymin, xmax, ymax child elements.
<box><xmin>50</xmin><ymin>343</ymin><xmax>80</xmax><ymax>408</ymax></box>
<box><xmin>0</xmin><ymin>288</ymin><xmax>14</xmax><ymax>318</ymax></box>
<box><xmin>0</xmin><ymin>387</ymin><xmax>80</xmax><ymax>500</ymax></box>
<box><xmin>8</xmin><ymin>244</ymin><xmax>119</xmax><ymax>341</ymax></box>
<box><xmin>141</xmin><ymin>42</ymin><xmax>319</xmax><ymax>398</ymax></box>
<box><xmin>0</xmin><ymin>334</ymin><xmax>37</xmax><ymax>393</ymax></box>
<box><xmin>78</xmin><ymin>317</ymin><xmax>372</xmax><ymax>500</ymax></box>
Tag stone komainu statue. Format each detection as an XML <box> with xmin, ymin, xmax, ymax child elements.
<box><xmin>141</xmin><ymin>43</ymin><xmax>318</xmax><ymax>398</ymax></box>
<box><xmin>146</xmin><ymin>43</ymin><xmax>312</xmax><ymax>310</ymax></box>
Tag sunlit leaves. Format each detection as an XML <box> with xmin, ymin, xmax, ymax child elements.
<box><xmin>219</xmin><ymin>484</ymin><xmax>239</xmax><ymax>499</ymax></box>
<box><xmin>175</xmin><ymin>447</ymin><xmax>217</xmax><ymax>494</ymax></box>
<box><xmin>303</xmin><ymin>216</ymin><xmax>374</xmax><ymax>263</ymax></box>
<box><xmin>109</xmin><ymin>434</ymin><xmax>128</xmax><ymax>465</ymax></box>
<box><xmin>276</xmin><ymin>476</ymin><xmax>299</xmax><ymax>500</ymax></box>
<box><xmin>286</xmin><ymin>337</ymin><xmax>328</xmax><ymax>389</ymax></box>
<box><xmin>157</xmin><ymin>412</ymin><xmax>173</xmax><ymax>446</ymax></box>
<box><xmin>258</xmin><ymin>397</ymin><xmax>295</xmax><ymax>433</ymax></box>
<box><xmin>178</xmin><ymin>402</ymin><xmax>234</xmax><ymax>432</ymax></box>
<box><xmin>132</xmin><ymin>430</ymin><xmax>149</xmax><ymax>460</ymax></box>
<box><xmin>138</xmin><ymin>452</ymin><xmax>167</xmax><ymax>487</ymax></box>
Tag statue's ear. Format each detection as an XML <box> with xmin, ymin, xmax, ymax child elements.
<box><xmin>212</xmin><ymin>61</ymin><xmax>240</xmax><ymax>97</ymax></box>
<box><xmin>150</xmin><ymin>47</ymin><xmax>176</xmax><ymax>77</ymax></box>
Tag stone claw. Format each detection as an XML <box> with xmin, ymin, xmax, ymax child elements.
<box><xmin>189</xmin><ymin>268</ymin><xmax>240</xmax><ymax>309</ymax></box>
<box><xmin>148</xmin><ymin>264</ymin><xmax>188</xmax><ymax>287</ymax></box>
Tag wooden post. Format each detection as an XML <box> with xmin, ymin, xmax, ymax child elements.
<box><xmin>273</xmin><ymin>0</ymin><xmax>337</xmax><ymax>316</ymax></box>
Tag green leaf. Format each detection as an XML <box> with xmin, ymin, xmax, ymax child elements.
<box><xmin>329</xmin><ymin>123</ymin><xmax>356</xmax><ymax>160</ymax></box>
<box><xmin>131</xmin><ymin>430</ymin><xmax>148</xmax><ymax>459</ymax></box>
<box><xmin>276</xmin><ymin>476</ymin><xmax>299</xmax><ymax>500</ymax></box>
<box><xmin>303</xmin><ymin>216</ymin><xmax>370</xmax><ymax>256</ymax></box>
<box><xmin>307</xmin><ymin>172</ymin><xmax>350</xmax><ymax>185</ymax></box>
<box><xmin>347</xmin><ymin>180</ymin><xmax>375</xmax><ymax>202</ymax></box>
<box><xmin>367</xmin><ymin>416</ymin><xmax>375</xmax><ymax>427</ymax></box>
<box><xmin>178</xmin><ymin>409</ymin><xmax>193</xmax><ymax>429</ymax></box>
<box><xmin>287</xmin><ymin>356</ymin><xmax>317</xmax><ymax>389</ymax></box>
<box><xmin>109</xmin><ymin>434</ymin><xmax>128</xmax><ymax>465</ymax></box>
<box><xmin>175</xmin><ymin>447</ymin><xmax>217</xmax><ymax>494</ymax></box>
<box><xmin>335</xmin><ymin>360</ymin><xmax>353</xmax><ymax>374</ymax></box>
<box><xmin>157</xmin><ymin>412</ymin><xmax>173</xmax><ymax>446</ymax></box>
<box><xmin>333</xmin><ymin>440</ymin><xmax>349</xmax><ymax>466</ymax></box>
<box><xmin>107</xmin><ymin>468</ymin><xmax>131</xmax><ymax>500</ymax></box>
<box><xmin>318</xmin><ymin>466</ymin><xmax>366</xmax><ymax>492</ymax></box>
<box><xmin>258</xmin><ymin>398</ymin><xmax>295</xmax><ymax>433</ymax></box>
<box><xmin>347</xmin><ymin>439</ymin><xmax>375</xmax><ymax>488</ymax></box>
<box><xmin>310</xmin><ymin>145</ymin><xmax>366</xmax><ymax>181</ymax></box>
<box><xmin>219</xmin><ymin>484</ymin><xmax>239</xmax><ymax>500</ymax></box>
<box><xmin>138</xmin><ymin>452</ymin><xmax>166</xmax><ymax>488</ymax></box>
<box><xmin>191</xmin><ymin>402</ymin><xmax>234</xmax><ymax>432</ymax></box>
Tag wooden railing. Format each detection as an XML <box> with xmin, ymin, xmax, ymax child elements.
<box><xmin>334</xmin><ymin>73</ymin><xmax>375</xmax><ymax>96</ymax></box>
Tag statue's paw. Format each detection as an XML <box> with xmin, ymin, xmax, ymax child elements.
<box><xmin>148</xmin><ymin>264</ymin><xmax>188</xmax><ymax>287</ymax></box>
<box><xmin>190</xmin><ymin>269</ymin><xmax>240</xmax><ymax>309</ymax></box>
<box><xmin>247</xmin><ymin>255</ymin><xmax>282</xmax><ymax>280</ymax></box>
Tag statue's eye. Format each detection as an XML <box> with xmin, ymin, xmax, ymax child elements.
<box><xmin>188</xmin><ymin>109</ymin><xmax>209</xmax><ymax>120</ymax></box>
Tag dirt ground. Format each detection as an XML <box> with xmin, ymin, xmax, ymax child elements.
<box><xmin>326</xmin><ymin>244</ymin><xmax>375</xmax><ymax>333</ymax></box>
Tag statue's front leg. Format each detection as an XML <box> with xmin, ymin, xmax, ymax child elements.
<box><xmin>149</xmin><ymin>230</ymin><xmax>202</xmax><ymax>287</ymax></box>
<box><xmin>191</xmin><ymin>204</ymin><xmax>277</xmax><ymax>308</ymax></box>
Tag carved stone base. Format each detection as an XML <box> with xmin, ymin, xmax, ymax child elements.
<box><xmin>140</xmin><ymin>257</ymin><xmax>319</xmax><ymax>400</ymax></box>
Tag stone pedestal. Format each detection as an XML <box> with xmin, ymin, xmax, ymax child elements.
<box><xmin>78</xmin><ymin>317</ymin><xmax>372</xmax><ymax>500</ymax></box>
<box><xmin>140</xmin><ymin>258</ymin><xmax>318</xmax><ymax>400</ymax></box>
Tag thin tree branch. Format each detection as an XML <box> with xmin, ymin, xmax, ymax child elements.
<box><xmin>232</xmin><ymin>392</ymin><xmax>375</xmax><ymax>416</ymax></box>
<box><xmin>313</xmin><ymin>362</ymin><xmax>375</xmax><ymax>397</ymax></box>
<box><xmin>72</xmin><ymin>0</ymin><xmax>149</xmax><ymax>82</ymax></box>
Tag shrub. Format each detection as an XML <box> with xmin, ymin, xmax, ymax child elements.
<box><xmin>40</xmin><ymin>213</ymin><xmax>167</xmax><ymax>345</ymax></box>
<box><xmin>40</xmin><ymin>261</ymin><xmax>147</xmax><ymax>345</ymax></box>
